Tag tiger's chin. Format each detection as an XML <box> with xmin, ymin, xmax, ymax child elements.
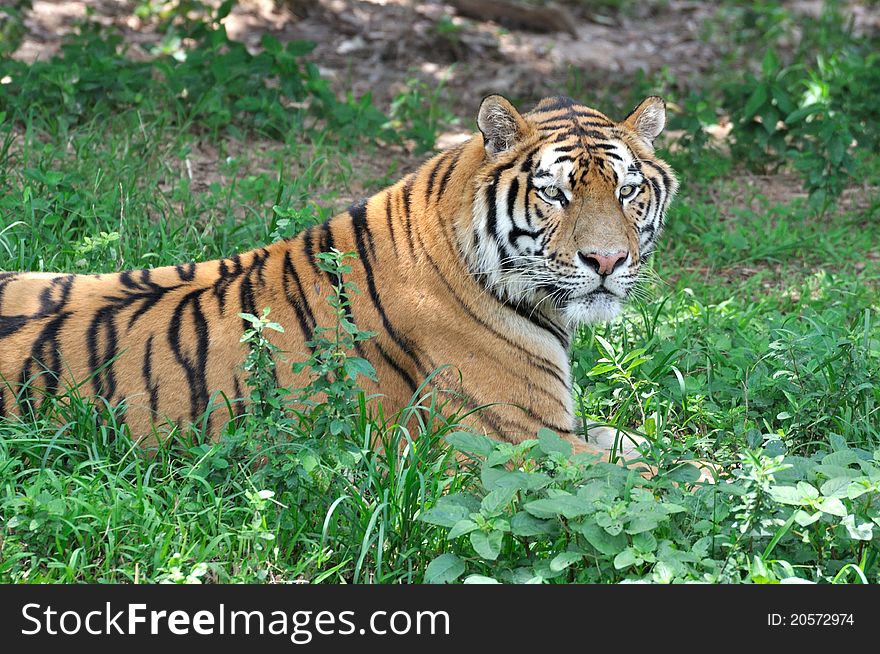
<box><xmin>562</xmin><ymin>292</ymin><xmax>624</xmax><ymax>325</ymax></box>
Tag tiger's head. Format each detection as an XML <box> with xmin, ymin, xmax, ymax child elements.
<box><xmin>466</xmin><ymin>94</ymin><xmax>678</xmax><ymax>329</ymax></box>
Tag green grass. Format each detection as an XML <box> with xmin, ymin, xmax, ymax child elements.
<box><xmin>1</xmin><ymin>5</ymin><xmax>879</xmax><ymax>583</ymax></box>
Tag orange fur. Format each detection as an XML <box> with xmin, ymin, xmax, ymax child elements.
<box><xmin>0</xmin><ymin>95</ymin><xmax>677</xmax><ymax>461</ymax></box>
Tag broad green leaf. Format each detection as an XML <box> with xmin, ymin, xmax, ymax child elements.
<box><xmin>549</xmin><ymin>551</ymin><xmax>583</xmax><ymax>572</ymax></box>
<box><xmin>445</xmin><ymin>432</ymin><xmax>495</xmax><ymax>457</ymax></box>
<box><xmin>447</xmin><ymin>519</ymin><xmax>479</xmax><ymax>540</ymax></box>
<box><xmin>481</xmin><ymin>487</ymin><xmax>517</xmax><ymax>516</ymax></box>
<box><xmin>632</xmin><ymin>531</ymin><xmax>658</xmax><ymax>553</ymax></box>
<box><xmin>625</xmin><ymin>517</ymin><xmax>660</xmax><ymax>534</ymax></box>
<box><xmin>576</xmin><ymin>480</ymin><xmax>615</xmax><ymax>504</ymax></box>
<box><xmin>797</xmin><ymin>481</ymin><xmax>819</xmax><ymax>500</ymax></box>
<box><xmin>594</xmin><ymin>334</ymin><xmax>616</xmax><ymax>359</ymax></box>
<box><xmin>424</xmin><ymin>554</ymin><xmax>465</xmax><ymax>584</ymax></box>
<box><xmin>668</xmin><ymin>463</ymin><xmax>702</xmax><ymax>484</ymax></box>
<box><xmin>587</xmin><ymin>362</ymin><xmax>617</xmax><ymax>376</ymax></box>
<box><xmin>652</xmin><ymin>561</ymin><xmax>675</xmax><ymax>584</ymax></box>
<box><xmin>814</xmin><ymin>464</ymin><xmax>859</xmax><ymax>480</ymax></box>
<box><xmin>816</xmin><ymin>497</ymin><xmax>847</xmax><ymax>517</ymax></box>
<box><xmin>463</xmin><ymin>575</ymin><xmax>500</xmax><ymax>584</ymax></box>
<box><xmin>785</xmin><ymin>103</ymin><xmax>821</xmax><ymax>125</ymax></box>
<box><xmin>524</xmin><ymin>494</ymin><xmax>593</xmax><ymax>519</ymax></box>
<box><xmin>842</xmin><ymin>515</ymin><xmax>873</xmax><ymax>541</ymax></box>
<box><xmin>482</xmin><ymin>466</ymin><xmax>551</xmax><ymax>492</ymax></box>
<box><xmin>595</xmin><ymin>511</ymin><xmax>624</xmax><ymax>536</ymax></box>
<box><xmin>742</xmin><ymin>83</ymin><xmax>769</xmax><ymax>119</ymax></box>
<box><xmin>532</xmin><ymin>560</ymin><xmax>568</xmax><ymax>580</ymax></box>
<box><xmin>486</xmin><ymin>449</ymin><xmax>513</xmax><ymax>467</ymax></box>
<box><xmin>822</xmin><ymin>450</ymin><xmax>858</xmax><ymax>468</ymax></box>
<box><xmin>761</xmin><ymin>48</ymin><xmax>780</xmax><ymax>76</ymax></box>
<box><xmin>794</xmin><ymin>510</ymin><xmax>821</xmax><ymax>527</ymax></box>
<box><xmin>537</xmin><ymin>428</ymin><xmax>572</xmax><ymax>456</ymax></box>
<box><xmin>510</xmin><ymin>511</ymin><xmax>558</xmax><ymax>537</ymax></box>
<box><xmin>343</xmin><ymin>357</ymin><xmax>376</xmax><ymax>381</ymax></box>
<box><xmin>847</xmin><ymin>480</ymin><xmax>875</xmax><ymax>500</ymax></box>
<box><xmin>820</xmin><ymin>477</ymin><xmax>850</xmax><ymax>499</ymax></box>
<box><xmin>470</xmin><ymin>530</ymin><xmax>503</xmax><ymax>561</ymax></box>
<box><xmin>580</xmin><ymin>522</ymin><xmax>627</xmax><ymax>556</ymax></box>
<box><xmin>770</xmin><ymin>485</ymin><xmax>806</xmax><ymax>505</ymax></box>
<box><xmin>420</xmin><ymin>495</ymin><xmax>475</xmax><ymax>527</ymax></box>
<box><xmin>613</xmin><ymin>548</ymin><xmax>638</xmax><ymax>570</ymax></box>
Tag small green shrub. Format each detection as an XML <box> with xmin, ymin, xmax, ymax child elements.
<box><xmin>0</xmin><ymin>17</ymin><xmax>391</xmax><ymax>145</ymax></box>
<box><xmin>422</xmin><ymin>431</ymin><xmax>880</xmax><ymax>584</ymax></box>
<box><xmin>387</xmin><ymin>76</ymin><xmax>458</xmax><ymax>154</ymax></box>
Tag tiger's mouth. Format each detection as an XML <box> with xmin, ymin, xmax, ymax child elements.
<box><xmin>561</xmin><ymin>288</ymin><xmax>625</xmax><ymax>325</ymax></box>
<box><xmin>533</xmin><ymin>278</ymin><xmax>628</xmax><ymax>324</ymax></box>
<box><xmin>571</xmin><ymin>284</ymin><xmax>626</xmax><ymax>302</ymax></box>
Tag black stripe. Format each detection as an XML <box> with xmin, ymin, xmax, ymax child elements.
<box><xmin>213</xmin><ymin>255</ymin><xmax>244</xmax><ymax>315</ymax></box>
<box><xmin>175</xmin><ymin>263</ymin><xmax>197</xmax><ymax>281</ymax></box>
<box><xmin>420</xmin><ymin>245</ymin><xmax>570</xmax><ymax>392</ymax></box>
<box><xmin>485</xmin><ymin>160</ymin><xmax>516</xmax><ymax>240</ymax></box>
<box><xmin>142</xmin><ymin>335</ymin><xmax>159</xmax><ymax>414</ymax></box>
<box><xmin>126</xmin><ymin>273</ymin><xmax>181</xmax><ymax>330</ymax></box>
<box><xmin>505</xmin><ymin>177</ymin><xmax>520</xmax><ymax>228</ymax></box>
<box><xmin>281</xmin><ymin>250</ymin><xmax>317</xmax><ymax>346</ymax></box>
<box><xmin>536</xmin><ymin>121</ymin><xmax>575</xmax><ymax>132</ymax></box>
<box><xmin>319</xmin><ymin>221</ymin><xmax>342</xmax><ymax>288</ymax></box>
<box><xmin>424</xmin><ymin>155</ymin><xmax>444</xmax><ymax>204</ymax></box>
<box><xmin>303</xmin><ymin>225</ymin><xmax>322</xmax><ymax>277</ymax></box>
<box><xmin>541</xmin><ymin>419</ymin><xmax>576</xmax><ymax>434</ymax></box>
<box><xmin>239</xmin><ymin>269</ymin><xmax>258</xmax><ymax>332</ymax></box>
<box><xmin>552</xmin><ymin>155</ymin><xmax>575</xmax><ymax>166</ymax></box>
<box><xmin>384</xmin><ymin>192</ymin><xmax>398</xmax><ymax>255</ymax></box>
<box><xmin>255</xmin><ymin>248</ymin><xmax>270</xmax><ymax>286</ymax></box>
<box><xmin>520</xmin><ymin>145</ymin><xmax>540</xmax><ymax>173</ymax></box>
<box><xmin>86</xmin><ymin>306</ymin><xmax>119</xmax><ymax>400</ymax></box>
<box><xmin>0</xmin><ymin>315</ymin><xmax>29</xmax><ymax>340</ymax></box>
<box><xmin>18</xmin><ymin>311</ymin><xmax>73</xmax><ymax>413</ymax></box>
<box><xmin>349</xmin><ymin>202</ymin><xmax>420</xmax><ymax>392</ymax></box>
<box><xmin>535</xmin><ymin>96</ymin><xmax>575</xmax><ymax>112</ymax></box>
<box><xmin>436</xmin><ymin>149</ymin><xmax>463</xmax><ymax>199</ymax></box>
<box><xmin>305</xmin><ymin>219</ymin><xmax>366</xmax><ymax>363</ymax></box>
<box><xmin>401</xmin><ymin>176</ymin><xmax>416</xmax><ymax>256</ymax></box>
<box><xmin>232</xmin><ymin>374</ymin><xmax>246</xmax><ymax>419</ymax></box>
<box><xmin>1</xmin><ymin>275</ymin><xmax>74</xmax><ymax>340</ymax></box>
<box><xmin>642</xmin><ymin>159</ymin><xmax>674</xmax><ymax>193</ymax></box>
<box><xmin>168</xmin><ymin>288</ymin><xmax>210</xmax><ymax>422</ymax></box>
<box><xmin>373</xmin><ymin>340</ymin><xmax>418</xmax><ymax>395</ymax></box>
<box><xmin>447</xmin><ymin>384</ymin><xmax>508</xmax><ymax>439</ymax></box>
<box><xmin>37</xmin><ymin>275</ymin><xmax>74</xmax><ymax>315</ymax></box>
<box><xmin>503</xmin><ymin>298</ymin><xmax>569</xmax><ymax>348</ymax></box>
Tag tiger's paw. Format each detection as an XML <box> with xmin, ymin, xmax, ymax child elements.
<box><xmin>585</xmin><ymin>424</ymin><xmax>647</xmax><ymax>461</ymax></box>
<box><xmin>565</xmin><ymin>426</ymin><xmax>655</xmax><ymax>478</ymax></box>
<box><xmin>583</xmin><ymin>424</ymin><xmax>717</xmax><ymax>484</ymax></box>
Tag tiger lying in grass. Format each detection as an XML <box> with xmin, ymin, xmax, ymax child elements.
<box><xmin>0</xmin><ymin>94</ymin><xmax>677</xmax><ymax>466</ymax></box>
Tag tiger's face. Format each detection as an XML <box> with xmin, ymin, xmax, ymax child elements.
<box><xmin>468</xmin><ymin>95</ymin><xmax>678</xmax><ymax>329</ymax></box>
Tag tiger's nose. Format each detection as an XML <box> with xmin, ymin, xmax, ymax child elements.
<box><xmin>578</xmin><ymin>250</ymin><xmax>628</xmax><ymax>276</ymax></box>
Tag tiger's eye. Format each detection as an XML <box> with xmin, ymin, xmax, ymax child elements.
<box><xmin>619</xmin><ymin>184</ymin><xmax>636</xmax><ymax>198</ymax></box>
<box><xmin>544</xmin><ymin>185</ymin><xmax>559</xmax><ymax>198</ymax></box>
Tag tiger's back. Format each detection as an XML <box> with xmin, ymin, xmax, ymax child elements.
<box><xmin>0</xmin><ymin>94</ymin><xmax>677</xmax><ymax>457</ymax></box>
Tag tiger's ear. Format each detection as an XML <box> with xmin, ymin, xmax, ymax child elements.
<box><xmin>622</xmin><ymin>96</ymin><xmax>666</xmax><ymax>150</ymax></box>
<box><xmin>477</xmin><ymin>95</ymin><xmax>529</xmax><ymax>157</ymax></box>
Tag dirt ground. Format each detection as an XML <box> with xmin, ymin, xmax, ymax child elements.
<box><xmin>14</xmin><ymin>1</ymin><xmax>879</xmax><ymax>114</ymax></box>
<box><xmin>10</xmin><ymin>0</ymin><xmax>880</xmax><ymax>212</ymax></box>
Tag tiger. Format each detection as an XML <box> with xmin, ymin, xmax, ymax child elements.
<box><xmin>0</xmin><ymin>94</ymin><xmax>677</xmax><ymax>465</ymax></box>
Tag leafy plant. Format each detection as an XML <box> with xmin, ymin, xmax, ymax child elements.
<box><xmin>422</xmin><ymin>431</ymin><xmax>880</xmax><ymax>584</ymax></box>
<box><xmin>387</xmin><ymin>76</ymin><xmax>458</xmax><ymax>154</ymax></box>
